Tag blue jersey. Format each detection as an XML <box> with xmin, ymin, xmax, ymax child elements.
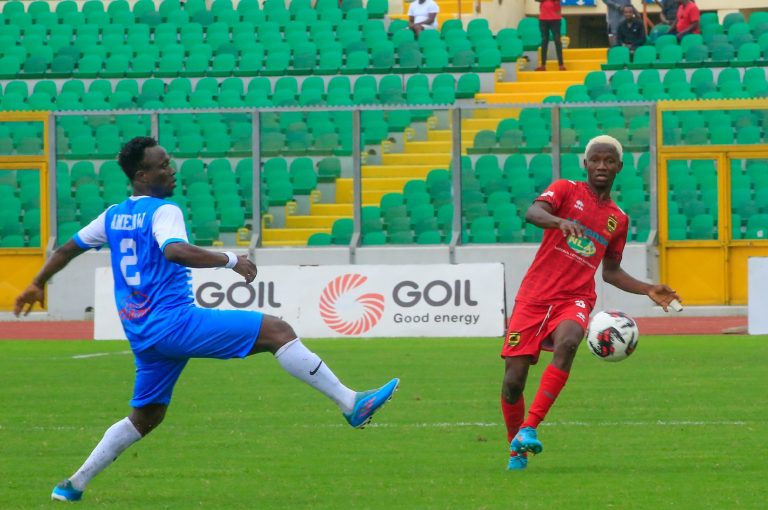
<box><xmin>75</xmin><ymin>196</ymin><xmax>193</xmax><ymax>351</ymax></box>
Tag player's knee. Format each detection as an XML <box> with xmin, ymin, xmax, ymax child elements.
<box><xmin>502</xmin><ymin>374</ymin><xmax>526</xmax><ymax>402</ymax></box>
<box><xmin>555</xmin><ymin>337</ymin><xmax>582</xmax><ymax>359</ymax></box>
<box><xmin>270</xmin><ymin>318</ymin><xmax>296</xmax><ymax>342</ymax></box>
<box><xmin>130</xmin><ymin>404</ymin><xmax>167</xmax><ymax>436</ymax></box>
<box><xmin>258</xmin><ymin>315</ymin><xmax>297</xmax><ymax>345</ymax></box>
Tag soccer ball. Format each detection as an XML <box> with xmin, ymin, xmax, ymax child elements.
<box><xmin>585</xmin><ymin>310</ymin><xmax>639</xmax><ymax>362</ymax></box>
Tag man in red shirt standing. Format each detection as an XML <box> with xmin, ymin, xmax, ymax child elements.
<box><xmin>500</xmin><ymin>135</ymin><xmax>682</xmax><ymax>470</ymax></box>
<box><xmin>536</xmin><ymin>0</ymin><xmax>566</xmax><ymax>71</ymax></box>
<box><xmin>669</xmin><ymin>0</ymin><xmax>700</xmax><ymax>40</ymax></box>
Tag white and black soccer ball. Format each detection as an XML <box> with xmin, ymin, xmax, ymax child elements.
<box><xmin>585</xmin><ymin>310</ymin><xmax>639</xmax><ymax>362</ymax></box>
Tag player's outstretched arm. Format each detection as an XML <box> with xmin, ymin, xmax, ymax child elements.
<box><xmin>525</xmin><ymin>201</ymin><xmax>585</xmax><ymax>238</ymax></box>
<box><xmin>602</xmin><ymin>258</ymin><xmax>682</xmax><ymax>312</ymax></box>
<box><xmin>14</xmin><ymin>240</ymin><xmax>88</xmax><ymax>316</ymax></box>
<box><xmin>163</xmin><ymin>243</ymin><xmax>257</xmax><ymax>283</ymax></box>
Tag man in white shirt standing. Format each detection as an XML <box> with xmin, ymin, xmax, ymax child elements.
<box><xmin>408</xmin><ymin>0</ymin><xmax>439</xmax><ymax>37</ymax></box>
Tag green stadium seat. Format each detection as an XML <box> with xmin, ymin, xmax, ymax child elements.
<box><xmin>655</xmin><ymin>45</ymin><xmax>683</xmax><ymax>68</ymax></box>
<box><xmin>517</xmin><ymin>17</ymin><xmax>541</xmax><ymax>51</ymax></box>
<box><xmin>289</xmin><ymin>158</ymin><xmax>318</xmax><ymax>194</ymax></box>
<box><xmin>603</xmin><ymin>46</ymin><xmax>630</xmax><ymax>70</ymax></box>
<box><xmin>497</xmin><ymin>216</ymin><xmax>523</xmax><ymax>243</ymax></box>
<box><xmin>523</xmin><ymin>222</ymin><xmax>543</xmax><ymax>242</ymax></box>
<box><xmin>689</xmin><ymin>214</ymin><xmax>716</xmax><ymax>239</ymax></box>
<box><xmin>317</xmin><ymin>157</ymin><xmax>341</xmax><ymax>182</ymax></box>
<box><xmin>470</xmin><ymin>130</ymin><xmax>496</xmax><ymax>154</ymax></box>
<box><xmin>629</xmin><ymin>46</ymin><xmax>656</xmax><ymax>69</ymax></box>
<box><xmin>682</xmin><ymin>45</ymin><xmax>710</xmax><ymax>69</ymax></box>
<box><xmin>308</xmin><ymin>232</ymin><xmax>332</xmax><ymax>245</ymax></box>
<box><xmin>421</xmin><ymin>49</ymin><xmax>448</xmax><ymax>73</ymax></box>
<box><xmin>331</xmin><ymin>218</ymin><xmax>353</xmax><ymax>245</ymax></box>
<box><xmin>413</xmin><ymin>230</ymin><xmax>440</xmax><ymax>244</ymax></box>
<box><xmin>456</xmin><ymin>73</ymin><xmax>481</xmax><ymax>99</ymax></box>
<box><xmin>710</xmin><ymin>43</ymin><xmax>736</xmax><ymax>66</ymax></box>
<box><xmin>737</xmin><ymin>126</ymin><xmax>762</xmax><ymax>145</ymax></box>
<box><xmin>734</xmin><ymin>42</ymin><xmax>761</xmax><ymax>66</ymax></box>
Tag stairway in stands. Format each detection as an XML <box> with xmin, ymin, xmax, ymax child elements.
<box><xmin>262</xmin><ymin>48</ymin><xmax>607</xmax><ymax>246</ymax></box>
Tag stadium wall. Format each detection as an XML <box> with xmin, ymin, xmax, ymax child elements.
<box><xmin>46</xmin><ymin>243</ymin><xmax>658</xmax><ymax>321</ymax></box>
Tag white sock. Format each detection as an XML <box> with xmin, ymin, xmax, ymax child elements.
<box><xmin>69</xmin><ymin>417</ymin><xmax>142</xmax><ymax>491</ymax></box>
<box><xmin>275</xmin><ymin>338</ymin><xmax>357</xmax><ymax>414</ymax></box>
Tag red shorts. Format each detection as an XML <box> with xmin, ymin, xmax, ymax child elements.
<box><xmin>501</xmin><ymin>299</ymin><xmax>592</xmax><ymax>364</ymax></box>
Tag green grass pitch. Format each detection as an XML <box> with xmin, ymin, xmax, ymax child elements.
<box><xmin>1</xmin><ymin>335</ymin><xmax>767</xmax><ymax>509</ymax></box>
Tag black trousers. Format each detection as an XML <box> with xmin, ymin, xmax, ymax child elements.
<box><xmin>539</xmin><ymin>19</ymin><xmax>563</xmax><ymax>66</ymax></box>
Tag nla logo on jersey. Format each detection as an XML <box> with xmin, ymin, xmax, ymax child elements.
<box><xmin>566</xmin><ymin>235</ymin><xmax>597</xmax><ymax>257</ymax></box>
<box><xmin>319</xmin><ymin>274</ymin><xmax>385</xmax><ymax>335</ymax></box>
<box><xmin>565</xmin><ymin>220</ymin><xmax>610</xmax><ymax>258</ymax></box>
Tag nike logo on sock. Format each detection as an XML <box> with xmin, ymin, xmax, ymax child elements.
<box><xmin>309</xmin><ymin>360</ymin><xmax>323</xmax><ymax>375</ymax></box>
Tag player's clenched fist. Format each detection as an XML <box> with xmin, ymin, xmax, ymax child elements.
<box><xmin>557</xmin><ymin>218</ymin><xmax>585</xmax><ymax>238</ymax></box>
<box><xmin>233</xmin><ymin>255</ymin><xmax>258</xmax><ymax>283</ymax></box>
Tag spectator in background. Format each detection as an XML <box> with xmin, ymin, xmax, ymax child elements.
<box><xmin>604</xmin><ymin>0</ymin><xmax>632</xmax><ymax>46</ymax></box>
<box><xmin>536</xmin><ymin>0</ymin><xmax>566</xmax><ymax>71</ymax></box>
<box><xmin>408</xmin><ymin>0</ymin><xmax>439</xmax><ymax>38</ymax></box>
<box><xmin>655</xmin><ymin>0</ymin><xmax>678</xmax><ymax>26</ymax></box>
<box><xmin>668</xmin><ymin>0</ymin><xmax>700</xmax><ymax>40</ymax></box>
<box><xmin>617</xmin><ymin>5</ymin><xmax>647</xmax><ymax>56</ymax></box>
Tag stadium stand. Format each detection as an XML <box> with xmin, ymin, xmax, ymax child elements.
<box><xmin>0</xmin><ymin>1</ymin><xmax>766</xmax><ymax>250</ymax></box>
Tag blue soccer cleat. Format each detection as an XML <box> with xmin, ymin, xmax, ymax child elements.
<box><xmin>510</xmin><ymin>427</ymin><xmax>543</xmax><ymax>455</ymax></box>
<box><xmin>507</xmin><ymin>452</ymin><xmax>528</xmax><ymax>471</ymax></box>
<box><xmin>343</xmin><ymin>378</ymin><xmax>399</xmax><ymax>428</ymax></box>
<box><xmin>51</xmin><ymin>480</ymin><xmax>83</xmax><ymax>502</ymax></box>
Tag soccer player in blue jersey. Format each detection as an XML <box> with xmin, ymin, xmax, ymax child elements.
<box><xmin>14</xmin><ymin>137</ymin><xmax>399</xmax><ymax>502</ymax></box>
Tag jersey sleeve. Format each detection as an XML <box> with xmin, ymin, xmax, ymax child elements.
<box><xmin>605</xmin><ymin>214</ymin><xmax>629</xmax><ymax>262</ymax></box>
<box><xmin>429</xmin><ymin>1</ymin><xmax>439</xmax><ymax>13</ymax></box>
<box><xmin>534</xmin><ymin>179</ymin><xmax>573</xmax><ymax>214</ymax></box>
<box><xmin>407</xmin><ymin>3</ymin><xmax>415</xmax><ymax>15</ymax></box>
<box><xmin>73</xmin><ymin>206</ymin><xmax>114</xmax><ymax>249</ymax></box>
<box><xmin>152</xmin><ymin>203</ymin><xmax>189</xmax><ymax>251</ymax></box>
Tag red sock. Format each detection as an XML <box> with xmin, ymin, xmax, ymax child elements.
<box><xmin>522</xmin><ymin>364</ymin><xmax>569</xmax><ymax>429</ymax></box>
<box><xmin>500</xmin><ymin>394</ymin><xmax>525</xmax><ymax>444</ymax></box>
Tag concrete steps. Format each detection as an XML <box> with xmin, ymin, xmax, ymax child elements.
<box><xmin>262</xmin><ymin>227</ymin><xmax>329</xmax><ymax>244</ymax></box>
<box><xmin>363</xmin><ymin>164</ymin><xmax>437</xmax><ymax>178</ymax></box>
<box><xmin>382</xmin><ymin>152</ymin><xmax>452</xmax><ymax>166</ymax></box>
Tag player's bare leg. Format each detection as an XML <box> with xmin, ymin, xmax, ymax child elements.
<box><xmin>253</xmin><ymin>315</ymin><xmax>399</xmax><ymax>429</ymax></box>
<box><xmin>502</xmin><ymin>356</ymin><xmax>532</xmax><ymax>469</ymax></box>
<box><xmin>52</xmin><ymin>405</ymin><xmax>165</xmax><ymax>502</ymax></box>
<box><xmin>550</xmin><ymin>320</ymin><xmax>585</xmax><ymax>372</ymax></box>
<box><xmin>513</xmin><ymin>321</ymin><xmax>583</xmax><ymax>458</ymax></box>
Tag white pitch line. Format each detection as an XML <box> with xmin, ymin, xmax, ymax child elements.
<box><xmin>306</xmin><ymin>420</ymin><xmax>752</xmax><ymax>429</ymax></box>
<box><xmin>8</xmin><ymin>420</ymin><xmax>756</xmax><ymax>433</ymax></box>
<box><xmin>71</xmin><ymin>350</ymin><xmax>132</xmax><ymax>359</ymax></box>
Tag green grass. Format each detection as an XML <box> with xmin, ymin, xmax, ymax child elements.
<box><xmin>1</xmin><ymin>336</ymin><xmax>767</xmax><ymax>509</ymax></box>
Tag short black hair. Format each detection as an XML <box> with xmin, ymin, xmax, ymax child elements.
<box><xmin>118</xmin><ymin>136</ymin><xmax>158</xmax><ymax>181</ymax></box>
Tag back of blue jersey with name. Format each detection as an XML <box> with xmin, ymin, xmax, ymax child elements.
<box><xmin>105</xmin><ymin>197</ymin><xmax>193</xmax><ymax>350</ymax></box>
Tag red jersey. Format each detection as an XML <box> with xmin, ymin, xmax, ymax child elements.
<box><xmin>675</xmin><ymin>2</ymin><xmax>701</xmax><ymax>34</ymax></box>
<box><xmin>539</xmin><ymin>0</ymin><xmax>561</xmax><ymax>21</ymax></box>
<box><xmin>515</xmin><ymin>180</ymin><xmax>629</xmax><ymax>308</ymax></box>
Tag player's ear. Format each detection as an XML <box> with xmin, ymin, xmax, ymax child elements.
<box><xmin>134</xmin><ymin>167</ymin><xmax>148</xmax><ymax>183</ymax></box>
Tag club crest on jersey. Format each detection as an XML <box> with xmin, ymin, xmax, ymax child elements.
<box><xmin>574</xmin><ymin>200</ymin><xmax>584</xmax><ymax>211</ymax></box>
<box><xmin>567</xmin><ymin>235</ymin><xmax>597</xmax><ymax>257</ymax></box>
<box><xmin>607</xmin><ymin>215</ymin><xmax>618</xmax><ymax>233</ymax></box>
<box><xmin>506</xmin><ymin>331</ymin><xmax>521</xmax><ymax>347</ymax></box>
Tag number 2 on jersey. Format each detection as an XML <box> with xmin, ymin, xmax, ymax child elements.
<box><xmin>120</xmin><ymin>238</ymin><xmax>141</xmax><ymax>285</ymax></box>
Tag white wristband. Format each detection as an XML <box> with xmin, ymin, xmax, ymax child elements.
<box><xmin>223</xmin><ymin>251</ymin><xmax>237</xmax><ymax>269</ymax></box>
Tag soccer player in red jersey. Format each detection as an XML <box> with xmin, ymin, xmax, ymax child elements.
<box><xmin>500</xmin><ymin>135</ymin><xmax>682</xmax><ymax>470</ymax></box>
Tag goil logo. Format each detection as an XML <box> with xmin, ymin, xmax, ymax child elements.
<box><xmin>319</xmin><ymin>274</ymin><xmax>385</xmax><ymax>335</ymax></box>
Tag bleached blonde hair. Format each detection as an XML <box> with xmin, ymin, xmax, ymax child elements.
<box><xmin>585</xmin><ymin>135</ymin><xmax>623</xmax><ymax>161</ymax></box>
